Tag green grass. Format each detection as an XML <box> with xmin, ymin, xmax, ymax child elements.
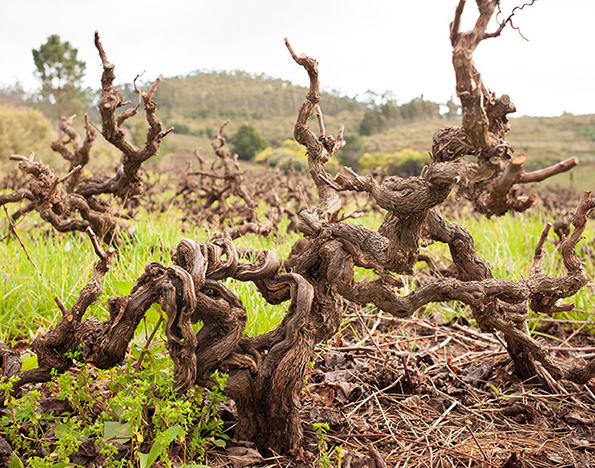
<box><xmin>533</xmin><ymin>162</ymin><xmax>595</xmax><ymax>192</ymax></box>
<box><xmin>1</xmin><ymin>196</ymin><xmax>593</xmax><ymax>342</ymax></box>
<box><xmin>0</xmin><ymin>229</ymin><xmax>101</xmax><ymax>338</ymax></box>
<box><xmin>422</xmin><ymin>207</ymin><xmax>595</xmax><ymax>324</ymax></box>
<box><xmin>3</xmin><ymin>200</ymin><xmax>592</xmax><ymax>468</ymax></box>
<box><xmin>0</xmin><ymin>204</ymin><xmax>303</xmax><ymax>341</ymax></box>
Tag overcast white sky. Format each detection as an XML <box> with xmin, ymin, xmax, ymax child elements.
<box><xmin>1</xmin><ymin>0</ymin><xmax>593</xmax><ymax>117</ymax></box>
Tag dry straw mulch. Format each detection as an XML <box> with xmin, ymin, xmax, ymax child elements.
<box><xmin>275</xmin><ymin>310</ymin><xmax>595</xmax><ymax>468</ymax></box>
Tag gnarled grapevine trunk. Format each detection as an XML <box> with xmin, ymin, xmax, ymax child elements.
<box><xmin>1</xmin><ymin>32</ymin><xmax>171</xmax><ymax>245</ymax></box>
<box><xmin>281</xmin><ymin>1</ymin><xmax>594</xmax><ymax>391</ymax></box>
<box><xmin>2</xmin><ymin>2</ymin><xmax>594</xmax><ymax>457</ymax></box>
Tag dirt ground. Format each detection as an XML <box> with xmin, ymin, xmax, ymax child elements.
<box><xmin>2</xmin><ymin>293</ymin><xmax>594</xmax><ymax>468</ymax></box>
<box><xmin>209</xmin><ymin>308</ymin><xmax>595</xmax><ymax>468</ymax></box>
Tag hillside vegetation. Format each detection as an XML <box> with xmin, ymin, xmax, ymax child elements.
<box><xmin>153</xmin><ymin>70</ymin><xmax>366</xmax><ymax>148</ymax></box>
<box><xmin>1</xmin><ymin>71</ymin><xmax>594</xmax><ymax>190</ymax></box>
<box><xmin>155</xmin><ymin>72</ymin><xmax>595</xmax><ymax>187</ymax></box>
<box><xmin>355</xmin><ymin>114</ymin><xmax>595</xmax><ymax>190</ymax></box>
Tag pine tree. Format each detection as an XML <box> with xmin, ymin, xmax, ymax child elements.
<box><xmin>32</xmin><ymin>35</ymin><xmax>91</xmax><ymax>119</ymax></box>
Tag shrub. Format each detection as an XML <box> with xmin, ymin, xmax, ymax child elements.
<box><xmin>0</xmin><ymin>105</ymin><xmax>56</xmax><ymax>165</ymax></box>
<box><xmin>231</xmin><ymin>124</ymin><xmax>267</xmax><ymax>160</ymax></box>
<box><xmin>255</xmin><ymin>139</ymin><xmax>309</xmax><ymax>171</ymax></box>
<box><xmin>358</xmin><ymin>148</ymin><xmax>430</xmax><ymax>177</ymax></box>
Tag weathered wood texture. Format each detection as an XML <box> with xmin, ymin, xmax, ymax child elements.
<box><xmin>2</xmin><ymin>2</ymin><xmax>592</xmax><ymax>457</ymax></box>
<box><xmin>1</xmin><ymin>32</ymin><xmax>171</xmax><ymax>244</ymax></box>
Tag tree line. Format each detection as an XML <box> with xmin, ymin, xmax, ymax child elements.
<box><xmin>2</xmin><ymin>36</ymin><xmax>461</xmax><ymax>137</ymax></box>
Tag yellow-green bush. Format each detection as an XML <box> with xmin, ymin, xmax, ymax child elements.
<box><xmin>256</xmin><ymin>139</ymin><xmax>307</xmax><ymax>171</ymax></box>
<box><xmin>256</xmin><ymin>138</ymin><xmax>342</xmax><ymax>173</ymax></box>
<box><xmin>358</xmin><ymin>148</ymin><xmax>430</xmax><ymax>177</ymax></box>
<box><xmin>0</xmin><ymin>105</ymin><xmax>57</xmax><ymax>167</ymax></box>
